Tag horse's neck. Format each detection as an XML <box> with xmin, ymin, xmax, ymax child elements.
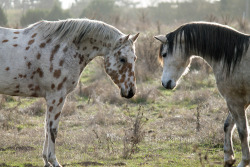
<box><xmin>73</xmin><ymin>39</ymin><xmax>110</xmax><ymax>69</ymax></box>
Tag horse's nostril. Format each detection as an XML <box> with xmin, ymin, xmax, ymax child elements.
<box><xmin>166</xmin><ymin>80</ymin><xmax>172</xmax><ymax>89</ymax></box>
<box><xmin>127</xmin><ymin>89</ymin><xmax>134</xmax><ymax>98</ymax></box>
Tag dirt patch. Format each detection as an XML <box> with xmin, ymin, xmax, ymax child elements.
<box><xmin>64</xmin><ymin>161</ymin><xmax>104</xmax><ymax>166</ymax></box>
<box><xmin>23</xmin><ymin>163</ymin><xmax>39</xmax><ymax>167</ymax></box>
<box><xmin>0</xmin><ymin>163</ymin><xmax>10</xmax><ymax>167</ymax></box>
<box><xmin>0</xmin><ymin>145</ymin><xmax>35</xmax><ymax>152</ymax></box>
<box><xmin>113</xmin><ymin>162</ymin><xmax>126</xmax><ymax>166</ymax></box>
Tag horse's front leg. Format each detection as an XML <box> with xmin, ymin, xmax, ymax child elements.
<box><xmin>227</xmin><ymin>101</ymin><xmax>250</xmax><ymax>167</ymax></box>
<box><xmin>43</xmin><ymin>93</ymin><xmax>66</xmax><ymax>167</ymax></box>
<box><xmin>224</xmin><ymin>112</ymin><xmax>236</xmax><ymax>167</ymax></box>
<box><xmin>43</xmin><ymin>116</ymin><xmax>49</xmax><ymax>167</ymax></box>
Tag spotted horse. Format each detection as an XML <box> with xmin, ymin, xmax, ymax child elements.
<box><xmin>0</xmin><ymin>19</ymin><xmax>139</xmax><ymax>167</ymax></box>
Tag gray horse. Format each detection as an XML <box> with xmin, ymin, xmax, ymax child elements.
<box><xmin>155</xmin><ymin>22</ymin><xmax>250</xmax><ymax>167</ymax></box>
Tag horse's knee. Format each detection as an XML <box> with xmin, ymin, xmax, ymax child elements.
<box><xmin>224</xmin><ymin>121</ymin><xmax>230</xmax><ymax>133</ymax></box>
<box><xmin>224</xmin><ymin>112</ymin><xmax>235</xmax><ymax>132</ymax></box>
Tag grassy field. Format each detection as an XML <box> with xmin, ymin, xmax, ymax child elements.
<box><xmin>0</xmin><ymin>56</ymin><xmax>247</xmax><ymax>167</ymax></box>
<box><xmin>0</xmin><ymin>20</ymin><xmax>249</xmax><ymax>166</ymax></box>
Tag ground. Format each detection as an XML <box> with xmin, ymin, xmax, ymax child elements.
<box><xmin>0</xmin><ymin>36</ymin><xmax>248</xmax><ymax>167</ymax></box>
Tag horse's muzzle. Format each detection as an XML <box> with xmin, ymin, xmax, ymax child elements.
<box><xmin>121</xmin><ymin>88</ymin><xmax>135</xmax><ymax>99</ymax></box>
<box><xmin>162</xmin><ymin>80</ymin><xmax>173</xmax><ymax>89</ymax></box>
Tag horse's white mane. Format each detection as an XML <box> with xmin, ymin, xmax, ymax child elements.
<box><xmin>26</xmin><ymin>18</ymin><xmax>124</xmax><ymax>43</ymax></box>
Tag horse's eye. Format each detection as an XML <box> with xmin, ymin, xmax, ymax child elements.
<box><xmin>162</xmin><ymin>53</ymin><xmax>167</xmax><ymax>57</ymax></box>
<box><xmin>120</xmin><ymin>58</ymin><xmax>126</xmax><ymax>63</ymax></box>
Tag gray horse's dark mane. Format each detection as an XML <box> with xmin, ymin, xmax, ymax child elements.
<box><xmin>160</xmin><ymin>22</ymin><xmax>250</xmax><ymax>74</ymax></box>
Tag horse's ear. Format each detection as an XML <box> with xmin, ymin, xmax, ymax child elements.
<box><xmin>154</xmin><ymin>35</ymin><xmax>167</xmax><ymax>43</ymax></box>
<box><xmin>130</xmin><ymin>33</ymin><xmax>140</xmax><ymax>43</ymax></box>
<box><xmin>121</xmin><ymin>34</ymin><xmax>130</xmax><ymax>43</ymax></box>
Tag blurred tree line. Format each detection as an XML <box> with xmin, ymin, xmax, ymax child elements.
<box><xmin>0</xmin><ymin>0</ymin><xmax>249</xmax><ymax>27</ymax></box>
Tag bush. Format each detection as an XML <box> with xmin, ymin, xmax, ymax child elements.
<box><xmin>135</xmin><ymin>35</ymin><xmax>161</xmax><ymax>82</ymax></box>
<box><xmin>0</xmin><ymin>7</ymin><xmax>7</xmax><ymax>26</ymax></box>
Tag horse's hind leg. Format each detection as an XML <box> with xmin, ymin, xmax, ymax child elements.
<box><xmin>227</xmin><ymin>102</ymin><xmax>250</xmax><ymax>167</ymax></box>
<box><xmin>43</xmin><ymin>93</ymin><xmax>66</xmax><ymax>167</ymax></box>
<box><xmin>224</xmin><ymin>112</ymin><xmax>236</xmax><ymax>167</ymax></box>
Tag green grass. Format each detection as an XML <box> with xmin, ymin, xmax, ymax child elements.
<box><xmin>0</xmin><ymin>139</ymin><xmax>226</xmax><ymax>167</ymax></box>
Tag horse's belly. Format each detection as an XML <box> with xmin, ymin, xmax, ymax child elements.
<box><xmin>216</xmin><ymin>75</ymin><xmax>250</xmax><ymax>105</ymax></box>
<box><xmin>0</xmin><ymin>66</ymin><xmax>46</xmax><ymax>97</ymax></box>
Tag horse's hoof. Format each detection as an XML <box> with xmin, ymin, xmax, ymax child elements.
<box><xmin>224</xmin><ymin>159</ymin><xmax>236</xmax><ymax>167</ymax></box>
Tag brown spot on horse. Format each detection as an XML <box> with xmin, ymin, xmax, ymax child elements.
<box><xmin>37</xmin><ymin>68</ymin><xmax>44</xmax><ymax>78</ymax></box>
<box><xmin>49</xmin><ymin>64</ymin><xmax>53</xmax><ymax>72</ymax></box>
<box><xmin>2</xmin><ymin>40</ymin><xmax>8</xmax><ymax>43</ymax></box>
<box><xmin>93</xmin><ymin>46</ymin><xmax>99</xmax><ymax>50</ymax></box>
<box><xmin>46</xmin><ymin>38</ymin><xmax>52</xmax><ymax>43</ymax></box>
<box><xmin>27</xmin><ymin>62</ymin><xmax>32</xmax><ymax>69</ymax></box>
<box><xmin>53</xmin><ymin>69</ymin><xmax>61</xmax><ymax>78</ymax></box>
<box><xmin>28</xmin><ymin>39</ymin><xmax>35</xmax><ymax>45</ymax></box>
<box><xmin>31</xmin><ymin>33</ymin><xmax>37</xmax><ymax>38</ymax></box>
<box><xmin>40</xmin><ymin>43</ymin><xmax>46</xmax><ymax>48</ymax></box>
<box><xmin>57</xmin><ymin>97</ymin><xmax>63</xmax><ymax>106</ymax></box>
<box><xmin>57</xmin><ymin>77</ymin><xmax>67</xmax><ymax>91</ymax></box>
<box><xmin>54</xmin><ymin>112</ymin><xmax>61</xmax><ymax>120</ymax></box>
<box><xmin>49</xmin><ymin>106</ymin><xmax>53</xmax><ymax>112</ymax></box>
<box><xmin>14</xmin><ymin>31</ymin><xmax>20</xmax><ymax>34</ymax></box>
<box><xmin>13</xmin><ymin>44</ymin><xmax>18</xmax><ymax>47</ymax></box>
<box><xmin>14</xmin><ymin>90</ymin><xmax>19</xmax><ymax>93</ymax></box>
<box><xmin>50</xmin><ymin>45</ymin><xmax>60</xmax><ymax>72</ymax></box>
<box><xmin>5</xmin><ymin>67</ymin><xmax>9</xmax><ymax>71</ymax></box>
<box><xmin>51</xmin><ymin>84</ymin><xmax>55</xmax><ymax>89</ymax></box>
<box><xmin>35</xmin><ymin>85</ymin><xmax>40</xmax><ymax>91</ymax></box>
<box><xmin>59</xmin><ymin>60</ymin><xmax>64</xmax><ymax>66</ymax></box>
<box><xmin>50</xmin><ymin>45</ymin><xmax>60</xmax><ymax>62</ymax></box>
<box><xmin>37</xmin><ymin>53</ymin><xmax>41</xmax><ymax>59</ymax></box>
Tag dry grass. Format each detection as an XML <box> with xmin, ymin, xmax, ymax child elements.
<box><xmin>135</xmin><ymin>35</ymin><xmax>161</xmax><ymax>83</ymax></box>
<box><xmin>123</xmin><ymin>106</ymin><xmax>146</xmax><ymax>159</ymax></box>
<box><xmin>1</xmin><ymin>18</ymin><xmax>249</xmax><ymax>166</ymax></box>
